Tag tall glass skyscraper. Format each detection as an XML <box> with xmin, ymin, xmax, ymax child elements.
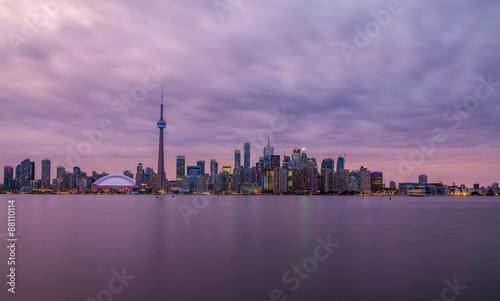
<box><xmin>337</xmin><ymin>156</ymin><xmax>345</xmax><ymax>172</ymax></box>
<box><xmin>3</xmin><ymin>166</ymin><xmax>13</xmax><ymax>186</ymax></box>
<box><xmin>176</xmin><ymin>156</ymin><xmax>185</xmax><ymax>180</ymax></box>
<box><xmin>197</xmin><ymin>160</ymin><xmax>206</xmax><ymax>176</ymax></box>
<box><xmin>244</xmin><ymin>143</ymin><xmax>250</xmax><ymax>170</ymax></box>
<box><xmin>210</xmin><ymin>159</ymin><xmax>218</xmax><ymax>184</ymax></box>
<box><xmin>41</xmin><ymin>158</ymin><xmax>51</xmax><ymax>189</ymax></box>
<box><xmin>234</xmin><ymin>149</ymin><xmax>241</xmax><ymax>167</ymax></box>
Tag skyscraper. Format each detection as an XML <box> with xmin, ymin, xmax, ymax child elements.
<box><xmin>3</xmin><ymin>166</ymin><xmax>13</xmax><ymax>186</ymax></box>
<box><xmin>370</xmin><ymin>172</ymin><xmax>383</xmax><ymax>193</ymax></box>
<box><xmin>244</xmin><ymin>142</ymin><xmax>250</xmax><ymax>170</ymax></box>
<box><xmin>57</xmin><ymin>165</ymin><xmax>65</xmax><ymax>179</ymax></box>
<box><xmin>197</xmin><ymin>160</ymin><xmax>206</xmax><ymax>176</ymax></box>
<box><xmin>41</xmin><ymin>158</ymin><xmax>51</xmax><ymax>189</ymax></box>
<box><xmin>176</xmin><ymin>156</ymin><xmax>186</xmax><ymax>180</ymax></box>
<box><xmin>234</xmin><ymin>149</ymin><xmax>241</xmax><ymax>167</ymax></box>
<box><xmin>292</xmin><ymin>149</ymin><xmax>300</xmax><ymax>167</ymax></box>
<box><xmin>19</xmin><ymin>158</ymin><xmax>34</xmax><ymax>187</ymax></box>
<box><xmin>337</xmin><ymin>156</ymin><xmax>345</xmax><ymax>172</ymax></box>
<box><xmin>264</xmin><ymin>138</ymin><xmax>274</xmax><ymax>157</ymax></box>
<box><xmin>418</xmin><ymin>174</ymin><xmax>428</xmax><ymax>185</ymax></box>
<box><xmin>210</xmin><ymin>159</ymin><xmax>218</xmax><ymax>184</ymax></box>
<box><xmin>157</xmin><ymin>85</ymin><xmax>167</xmax><ymax>192</ymax></box>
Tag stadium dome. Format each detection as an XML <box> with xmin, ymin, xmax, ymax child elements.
<box><xmin>93</xmin><ymin>174</ymin><xmax>136</xmax><ymax>188</ymax></box>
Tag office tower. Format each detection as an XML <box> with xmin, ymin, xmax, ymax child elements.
<box><xmin>197</xmin><ymin>160</ymin><xmax>206</xmax><ymax>176</ymax></box>
<box><xmin>137</xmin><ymin>163</ymin><xmax>143</xmax><ymax>173</ymax></box>
<box><xmin>196</xmin><ymin>175</ymin><xmax>209</xmax><ymax>193</ymax></box>
<box><xmin>300</xmin><ymin>148</ymin><xmax>308</xmax><ymax>166</ymax></box>
<box><xmin>156</xmin><ymin>86</ymin><xmax>167</xmax><ymax>192</ymax></box>
<box><xmin>222</xmin><ymin>166</ymin><xmax>232</xmax><ymax>175</ymax></box>
<box><xmin>283</xmin><ymin>155</ymin><xmax>291</xmax><ymax>167</ymax></box>
<box><xmin>370</xmin><ymin>172</ymin><xmax>383</xmax><ymax>193</ymax></box>
<box><xmin>419</xmin><ymin>174</ymin><xmax>427</xmax><ymax>185</ymax></box>
<box><xmin>292</xmin><ymin>149</ymin><xmax>300</xmax><ymax>167</ymax></box>
<box><xmin>337</xmin><ymin>156</ymin><xmax>345</xmax><ymax>172</ymax></box>
<box><xmin>270</xmin><ymin>155</ymin><xmax>280</xmax><ymax>169</ymax></box>
<box><xmin>234</xmin><ymin>149</ymin><xmax>241</xmax><ymax>167</ymax></box>
<box><xmin>390</xmin><ymin>181</ymin><xmax>396</xmax><ymax>189</ymax></box>
<box><xmin>41</xmin><ymin>158</ymin><xmax>51</xmax><ymax>189</ymax></box>
<box><xmin>359</xmin><ymin>167</ymin><xmax>371</xmax><ymax>193</ymax></box>
<box><xmin>245</xmin><ymin>167</ymin><xmax>257</xmax><ymax>183</ymax></box>
<box><xmin>176</xmin><ymin>156</ymin><xmax>186</xmax><ymax>180</ymax></box>
<box><xmin>3</xmin><ymin>166</ymin><xmax>13</xmax><ymax>186</ymax></box>
<box><xmin>493</xmin><ymin>183</ymin><xmax>499</xmax><ymax>189</ymax></box>
<box><xmin>473</xmin><ymin>183</ymin><xmax>480</xmax><ymax>190</ymax></box>
<box><xmin>73</xmin><ymin>166</ymin><xmax>81</xmax><ymax>189</ymax></box>
<box><xmin>19</xmin><ymin>158</ymin><xmax>35</xmax><ymax>187</ymax></box>
<box><xmin>123</xmin><ymin>171</ymin><xmax>133</xmax><ymax>178</ymax></box>
<box><xmin>232</xmin><ymin>166</ymin><xmax>245</xmax><ymax>193</ymax></box>
<box><xmin>244</xmin><ymin>142</ymin><xmax>250</xmax><ymax>170</ymax></box>
<box><xmin>57</xmin><ymin>165</ymin><xmax>65</xmax><ymax>179</ymax></box>
<box><xmin>187</xmin><ymin>166</ymin><xmax>201</xmax><ymax>191</ymax></box>
<box><xmin>348</xmin><ymin>170</ymin><xmax>360</xmax><ymax>191</ymax></box>
<box><xmin>210</xmin><ymin>159</ymin><xmax>218</xmax><ymax>184</ymax></box>
<box><xmin>335</xmin><ymin>169</ymin><xmax>349</xmax><ymax>192</ymax></box>
<box><xmin>264</xmin><ymin>138</ymin><xmax>274</xmax><ymax>157</ymax></box>
<box><xmin>321</xmin><ymin>159</ymin><xmax>334</xmax><ymax>192</ymax></box>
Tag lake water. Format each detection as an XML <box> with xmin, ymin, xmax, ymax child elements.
<box><xmin>0</xmin><ymin>195</ymin><xmax>499</xmax><ymax>301</ymax></box>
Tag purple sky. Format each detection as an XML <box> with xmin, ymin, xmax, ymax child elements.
<box><xmin>1</xmin><ymin>0</ymin><xmax>499</xmax><ymax>187</ymax></box>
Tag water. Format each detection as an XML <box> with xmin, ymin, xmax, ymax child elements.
<box><xmin>0</xmin><ymin>195</ymin><xmax>499</xmax><ymax>301</ymax></box>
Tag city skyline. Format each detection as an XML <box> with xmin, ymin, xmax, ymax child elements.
<box><xmin>1</xmin><ymin>1</ymin><xmax>500</xmax><ymax>186</ymax></box>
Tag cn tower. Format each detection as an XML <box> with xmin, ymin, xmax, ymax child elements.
<box><xmin>157</xmin><ymin>85</ymin><xmax>167</xmax><ymax>193</ymax></box>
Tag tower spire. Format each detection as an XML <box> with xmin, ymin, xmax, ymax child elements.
<box><xmin>157</xmin><ymin>85</ymin><xmax>167</xmax><ymax>193</ymax></box>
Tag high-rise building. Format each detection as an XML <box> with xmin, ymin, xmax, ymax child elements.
<box><xmin>3</xmin><ymin>166</ymin><xmax>13</xmax><ymax>186</ymax></box>
<box><xmin>137</xmin><ymin>163</ymin><xmax>143</xmax><ymax>173</ymax></box>
<box><xmin>123</xmin><ymin>170</ymin><xmax>133</xmax><ymax>178</ymax></box>
<box><xmin>264</xmin><ymin>138</ymin><xmax>274</xmax><ymax>157</ymax></box>
<box><xmin>335</xmin><ymin>169</ymin><xmax>349</xmax><ymax>192</ymax></box>
<box><xmin>359</xmin><ymin>166</ymin><xmax>371</xmax><ymax>194</ymax></box>
<box><xmin>187</xmin><ymin>166</ymin><xmax>201</xmax><ymax>191</ymax></box>
<box><xmin>41</xmin><ymin>158</ymin><xmax>51</xmax><ymax>189</ymax></box>
<box><xmin>337</xmin><ymin>157</ymin><xmax>345</xmax><ymax>172</ymax></box>
<box><xmin>234</xmin><ymin>149</ymin><xmax>241</xmax><ymax>167</ymax></box>
<box><xmin>389</xmin><ymin>181</ymin><xmax>396</xmax><ymax>189</ymax></box>
<box><xmin>320</xmin><ymin>159</ymin><xmax>334</xmax><ymax>192</ymax></box>
<box><xmin>244</xmin><ymin>142</ymin><xmax>250</xmax><ymax>170</ymax></box>
<box><xmin>176</xmin><ymin>156</ymin><xmax>186</xmax><ymax>180</ymax></box>
<box><xmin>419</xmin><ymin>174</ymin><xmax>428</xmax><ymax>185</ymax></box>
<box><xmin>19</xmin><ymin>159</ymin><xmax>35</xmax><ymax>187</ymax></box>
<box><xmin>57</xmin><ymin>165</ymin><xmax>65</xmax><ymax>179</ymax></box>
<box><xmin>348</xmin><ymin>170</ymin><xmax>360</xmax><ymax>191</ymax></box>
<box><xmin>197</xmin><ymin>160</ymin><xmax>206</xmax><ymax>176</ymax></box>
<box><xmin>232</xmin><ymin>166</ymin><xmax>245</xmax><ymax>193</ymax></box>
<box><xmin>370</xmin><ymin>172</ymin><xmax>383</xmax><ymax>193</ymax></box>
<box><xmin>222</xmin><ymin>166</ymin><xmax>232</xmax><ymax>175</ymax></box>
<box><xmin>292</xmin><ymin>149</ymin><xmax>300</xmax><ymax>167</ymax></box>
<box><xmin>473</xmin><ymin>183</ymin><xmax>480</xmax><ymax>190</ymax></box>
<box><xmin>157</xmin><ymin>85</ymin><xmax>167</xmax><ymax>192</ymax></box>
<box><xmin>210</xmin><ymin>159</ymin><xmax>218</xmax><ymax>184</ymax></box>
<box><xmin>493</xmin><ymin>183</ymin><xmax>499</xmax><ymax>189</ymax></box>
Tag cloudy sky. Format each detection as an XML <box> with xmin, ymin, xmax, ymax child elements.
<box><xmin>1</xmin><ymin>0</ymin><xmax>499</xmax><ymax>186</ymax></box>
